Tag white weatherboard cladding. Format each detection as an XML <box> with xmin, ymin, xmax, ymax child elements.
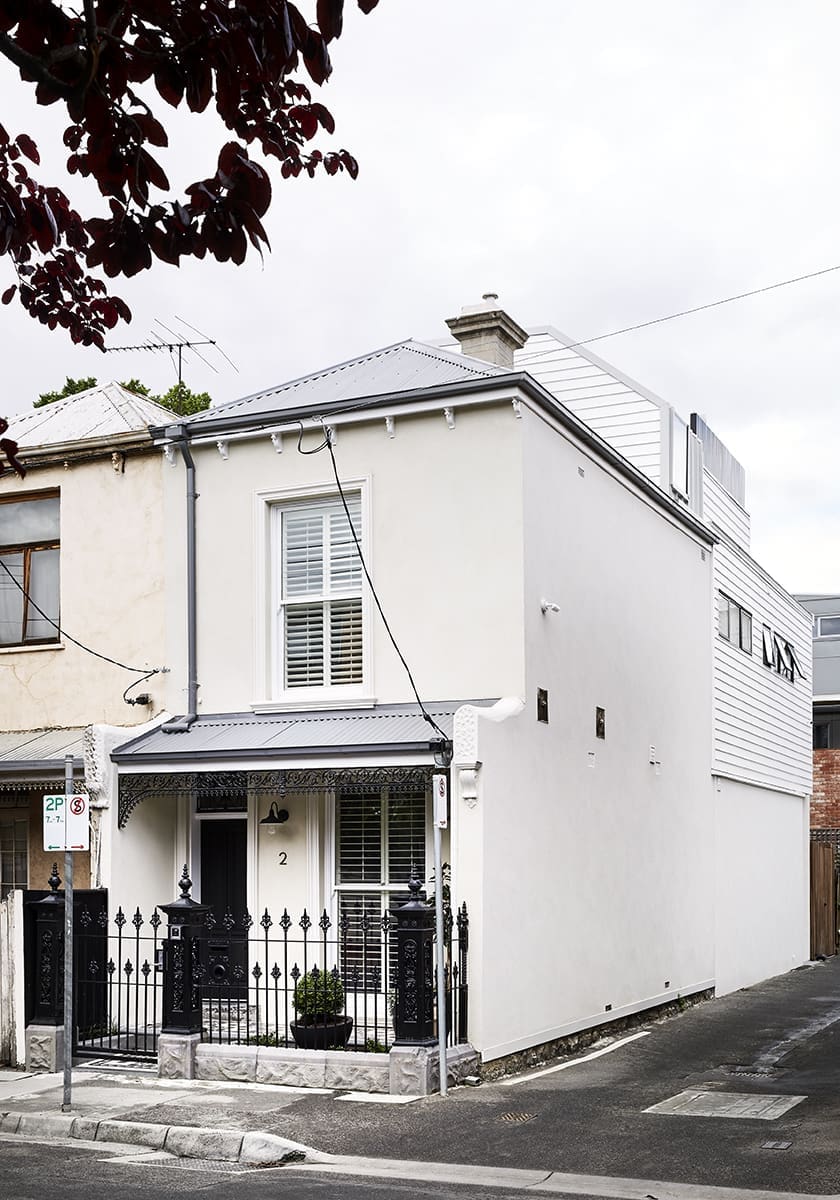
<box><xmin>515</xmin><ymin>332</ymin><xmax>663</xmax><ymax>484</ymax></box>
<box><xmin>713</xmin><ymin>776</ymin><xmax>808</xmax><ymax>994</ymax></box>
<box><xmin>713</xmin><ymin>538</ymin><xmax>812</xmax><ymax>794</ymax></box>
<box><xmin>454</xmin><ymin>409</ymin><xmax>715</xmax><ymax>1060</ymax></box>
<box><xmin>702</xmin><ymin>469</ymin><xmax>751</xmax><ymax>550</ymax></box>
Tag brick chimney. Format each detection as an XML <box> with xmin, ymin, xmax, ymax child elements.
<box><xmin>445</xmin><ymin>293</ymin><xmax>528</xmax><ymax>369</ymax></box>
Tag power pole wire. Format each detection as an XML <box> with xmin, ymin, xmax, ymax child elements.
<box><xmin>552</xmin><ymin>263</ymin><xmax>840</xmax><ymax>352</ymax></box>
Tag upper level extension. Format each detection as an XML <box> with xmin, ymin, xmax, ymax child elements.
<box><xmin>441</xmin><ymin>297</ymin><xmax>811</xmax><ymax>798</ymax></box>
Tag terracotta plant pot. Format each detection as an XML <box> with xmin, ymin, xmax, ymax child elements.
<box><xmin>290</xmin><ymin>1016</ymin><xmax>353</xmax><ymax>1050</ymax></box>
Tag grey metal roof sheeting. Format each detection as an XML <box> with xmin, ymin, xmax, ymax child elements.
<box><xmin>0</xmin><ymin>727</ymin><xmax>85</xmax><ymax>771</ymax></box>
<box><xmin>113</xmin><ymin>702</ymin><xmax>491</xmax><ymax>764</ymax></box>
<box><xmin>181</xmin><ymin>341</ymin><xmax>504</xmax><ymax>428</ymax></box>
<box><xmin>7</xmin><ymin>382</ymin><xmax>177</xmax><ymax>449</ymax></box>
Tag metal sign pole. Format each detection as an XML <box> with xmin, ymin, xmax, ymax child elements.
<box><xmin>432</xmin><ymin>771</ymin><xmax>448</xmax><ymax>1097</ymax></box>
<box><xmin>61</xmin><ymin>753</ymin><xmax>73</xmax><ymax>1112</ymax></box>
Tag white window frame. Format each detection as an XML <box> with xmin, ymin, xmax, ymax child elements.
<box><xmin>815</xmin><ymin>615</ymin><xmax>840</xmax><ymax>639</ymax></box>
<box><xmin>252</xmin><ymin>479</ymin><xmax>373</xmax><ymax>709</ymax></box>
<box><xmin>0</xmin><ymin>489</ymin><xmax>61</xmax><ymax>649</ymax></box>
<box><xmin>330</xmin><ymin>782</ymin><xmax>433</xmax><ymax>994</ymax></box>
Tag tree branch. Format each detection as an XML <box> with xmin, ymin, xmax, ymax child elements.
<box><xmin>0</xmin><ymin>32</ymin><xmax>75</xmax><ymax>97</ymax></box>
<box><xmin>83</xmin><ymin>0</ymin><xmax>97</xmax><ymax>45</ymax></box>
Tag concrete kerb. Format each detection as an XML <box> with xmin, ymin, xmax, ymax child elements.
<box><xmin>4</xmin><ymin>1113</ymin><xmax>839</xmax><ymax>1199</ymax></box>
<box><xmin>0</xmin><ymin>1109</ymin><xmax>328</xmax><ymax>1166</ymax></box>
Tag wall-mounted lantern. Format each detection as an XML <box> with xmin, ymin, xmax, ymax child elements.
<box><xmin>259</xmin><ymin>801</ymin><xmax>289</xmax><ymax>836</ymax></box>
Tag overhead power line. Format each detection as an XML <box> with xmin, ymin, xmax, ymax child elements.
<box><xmin>0</xmin><ymin>558</ymin><xmax>165</xmax><ymax>675</ymax></box>
<box><xmin>560</xmin><ymin>263</ymin><xmax>840</xmax><ymax>351</ymax></box>
<box><xmin>297</xmin><ymin>421</ymin><xmax>448</xmax><ymax>745</ymax></box>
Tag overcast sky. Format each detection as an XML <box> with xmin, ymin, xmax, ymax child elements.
<box><xmin>2</xmin><ymin>1</ymin><xmax>838</xmax><ymax>593</ymax></box>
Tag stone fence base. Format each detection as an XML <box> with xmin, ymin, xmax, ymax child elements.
<box><xmin>25</xmin><ymin>1025</ymin><xmax>64</xmax><ymax>1073</ymax></box>
<box><xmin>158</xmin><ymin>1035</ymin><xmax>479</xmax><ymax>1096</ymax></box>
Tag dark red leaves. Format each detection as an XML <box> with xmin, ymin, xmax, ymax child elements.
<box><xmin>317</xmin><ymin>0</ymin><xmax>344</xmax><ymax>42</ymax></box>
<box><xmin>0</xmin><ymin>0</ymin><xmax>380</xmax><ymax>345</ymax></box>
<box><xmin>0</xmin><ymin>422</ymin><xmax>25</xmax><ymax>478</ymax></box>
<box><xmin>15</xmin><ymin>133</ymin><xmax>39</xmax><ymax>164</ymax></box>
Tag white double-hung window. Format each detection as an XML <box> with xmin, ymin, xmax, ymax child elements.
<box><xmin>273</xmin><ymin>492</ymin><xmax>364</xmax><ymax>693</ymax></box>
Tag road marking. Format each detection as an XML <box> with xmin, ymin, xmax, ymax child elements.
<box><xmin>500</xmin><ymin>1030</ymin><xmax>651</xmax><ymax>1086</ymax></box>
<box><xmin>645</xmin><ymin>1090</ymin><xmax>806</xmax><ymax>1120</ymax></box>
<box><xmin>336</xmin><ymin>1093</ymin><xmax>419</xmax><ymax>1104</ymax></box>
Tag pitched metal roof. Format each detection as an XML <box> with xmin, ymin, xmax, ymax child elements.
<box><xmin>0</xmin><ymin>727</ymin><xmax>85</xmax><ymax>783</ymax></box>
<box><xmin>180</xmin><ymin>341</ymin><xmax>504</xmax><ymax>429</ymax></box>
<box><xmin>112</xmin><ymin>702</ymin><xmax>491</xmax><ymax>765</ymax></box>
<box><xmin>7</xmin><ymin>382</ymin><xmax>178</xmax><ymax>449</ymax></box>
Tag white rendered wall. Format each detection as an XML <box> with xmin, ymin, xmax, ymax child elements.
<box><xmin>713</xmin><ymin>776</ymin><xmax>809</xmax><ymax>994</ymax></box>
<box><xmin>105</xmin><ymin>789</ymin><xmax>179</xmax><ymax>925</ymax></box>
<box><xmin>161</xmin><ymin>404</ymin><xmax>526</xmax><ymax>715</ymax></box>
<box><xmin>454</xmin><ymin>407</ymin><xmax>716</xmax><ymax>1061</ymax></box>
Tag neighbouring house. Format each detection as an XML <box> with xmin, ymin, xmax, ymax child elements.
<box><xmin>794</xmin><ymin>595</ymin><xmax>840</xmax><ymax>837</ymax></box>
<box><xmin>95</xmin><ymin>296</ymin><xmax>811</xmax><ymax>1078</ymax></box>
<box><xmin>792</xmin><ymin>593</ymin><xmax>840</xmax><ymax>955</ymax></box>
<box><xmin>0</xmin><ymin>382</ymin><xmax>177</xmax><ymax>1066</ymax></box>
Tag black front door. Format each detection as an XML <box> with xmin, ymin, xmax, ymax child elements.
<box><xmin>200</xmin><ymin>819</ymin><xmax>248</xmax><ymax>995</ymax></box>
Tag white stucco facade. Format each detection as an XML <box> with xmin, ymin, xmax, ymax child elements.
<box><xmin>104</xmin><ymin>325</ymin><xmax>812</xmax><ymax>1068</ymax></box>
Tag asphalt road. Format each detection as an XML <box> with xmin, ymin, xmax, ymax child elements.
<box><xmin>0</xmin><ymin>1138</ymin><xmax>592</xmax><ymax>1200</ymax></box>
<box><xmin>105</xmin><ymin>958</ymin><xmax>840</xmax><ymax>1195</ymax></box>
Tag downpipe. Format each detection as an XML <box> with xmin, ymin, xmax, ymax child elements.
<box><xmin>163</xmin><ymin>427</ymin><xmax>198</xmax><ymax>733</ymax></box>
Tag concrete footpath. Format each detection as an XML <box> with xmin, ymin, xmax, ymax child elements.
<box><xmin>4</xmin><ymin>958</ymin><xmax>840</xmax><ymax>1198</ymax></box>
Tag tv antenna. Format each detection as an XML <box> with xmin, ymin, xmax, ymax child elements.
<box><xmin>104</xmin><ymin>316</ymin><xmax>238</xmax><ymax>384</ymax></box>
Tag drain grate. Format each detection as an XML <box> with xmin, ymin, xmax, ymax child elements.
<box><xmin>119</xmin><ymin>1157</ymin><xmax>254</xmax><ymax>1174</ymax></box>
<box><xmin>500</xmin><ymin>1112</ymin><xmax>537</xmax><ymax>1123</ymax></box>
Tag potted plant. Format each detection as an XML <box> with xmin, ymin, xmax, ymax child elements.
<box><xmin>290</xmin><ymin>965</ymin><xmax>353</xmax><ymax>1050</ymax></box>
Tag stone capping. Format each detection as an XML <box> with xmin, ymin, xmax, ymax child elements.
<box><xmin>194</xmin><ymin>1041</ymin><xmax>391</xmax><ymax>1093</ymax></box>
<box><xmin>189</xmin><ymin>1040</ymin><xmax>479</xmax><ymax>1095</ymax></box>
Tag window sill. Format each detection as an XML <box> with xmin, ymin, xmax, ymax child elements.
<box><xmin>252</xmin><ymin>696</ymin><xmax>378</xmax><ymax>714</ymax></box>
<box><xmin>0</xmin><ymin>642</ymin><xmax>64</xmax><ymax>655</ymax></box>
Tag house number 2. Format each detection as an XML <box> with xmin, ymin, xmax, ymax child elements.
<box><xmin>278</xmin><ymin>851</ymin><xmax>288</xmax><ymax>866</ymax></box>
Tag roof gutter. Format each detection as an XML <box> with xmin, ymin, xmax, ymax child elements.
<box><xmin>162</xmin><ymin>427</ymin><xmax>199</xmax><ymax>733</ymax></box>
<box><xmin>153</xmin><ymin>374</ymin><xmax>715</xmax><ymax>546</ymax></box>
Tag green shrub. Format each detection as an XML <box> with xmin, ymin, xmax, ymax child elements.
<box><xmin>293</xmin><ymin>966</ymin><xmax>344</xmax><ymax>1018</ymax></box>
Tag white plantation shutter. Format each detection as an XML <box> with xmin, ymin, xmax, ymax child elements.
<box><xmin>284</xmin><ymin>603</ymin><xmax>324</xmax><ymax>687</ymax></box>
<box><xmin>386</xmin><ymin>789</ymin><xmax>426</xmax><ymax>886</ymax></box>
<box><xmin>278</xmin><ymin>493</ymin><xmax>363</xmax><ymax>689</ymax></box>
<box><xmin>283</xmin><ymin>511</ymin><xmax>324</xmax><ymax>597</ymax></box>
<box><xmin>329</xmin><ymin>498</ymin><xmax>361</xmax><ymax>591</ymax></box>
<box><xmin>329</xmin><ymin>597</ymin><xmax>363</xmax><ymax>685</ymax></box>
<box><xmin>336</xmin><ymin>787</ymin><xmax>428</xmax><ymax>992</ymax></box>
<box><xmin>337</xmin><ymin>792</ymin><xmax>382</xmax><ymax>883</ymax></box>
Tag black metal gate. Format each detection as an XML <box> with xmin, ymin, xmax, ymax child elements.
<box><xmin>74</xmin><ymin>900</ymin><xmax>163</xmax><ymax>1061</ymax></box>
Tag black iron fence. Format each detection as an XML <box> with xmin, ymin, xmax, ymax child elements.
<box><xmin>75</xmin><ymin>901</ymin><xmax>164</xmax><ymax>1060</ymax></box>
<box><xmin>24</xmin><ymin>868</ymin><xmax>469</xmax><ymax>1061</ymax></box>
<box><xmin>197</xmin><ymin>896</ymin><xmax>468</xmax><ymax>1051</ymax></box>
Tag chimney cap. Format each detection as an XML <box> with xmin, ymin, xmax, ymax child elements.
<box><xmin>445</xmin><ymin>295</ymin><xmax>528</xmax><ymax>369</ymax></box>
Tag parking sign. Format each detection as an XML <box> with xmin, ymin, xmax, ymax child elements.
<box><xmin>43</xmin><ymin>793</ymin><xmax>90</xmax><ymax>852</ymax></box>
